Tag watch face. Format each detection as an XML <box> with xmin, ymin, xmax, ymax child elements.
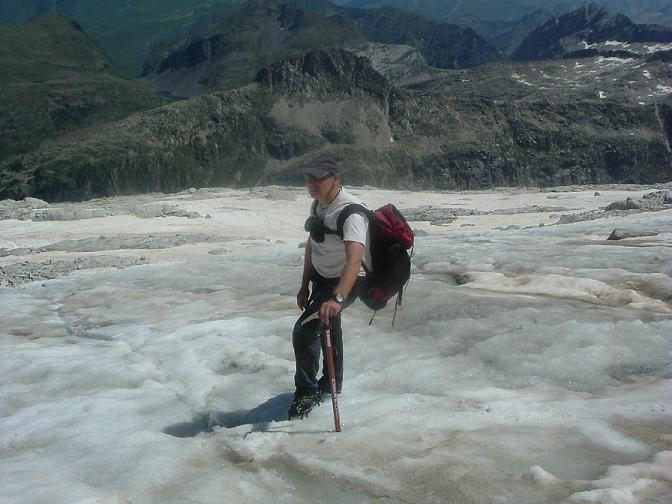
<box><xmin>334</xmin><ymin>293</ymin><xmax>344</xmax><ymax>304</ymax></box>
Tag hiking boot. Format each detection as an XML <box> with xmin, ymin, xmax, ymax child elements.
<box><xmin>288</xmin><ymin>390</ymin><xmax>321</xmax><ymax>420</ymax></box>
<box><xmin>318</xmin><ymin>375</ymin><xmax>342</xmax><ymax>395</ymax></box>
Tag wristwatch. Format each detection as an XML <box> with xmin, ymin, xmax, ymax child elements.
<box><xmin>332</xmin><ymin>292</ymin><xmax>345</xmax><ymax>304</ymax></box>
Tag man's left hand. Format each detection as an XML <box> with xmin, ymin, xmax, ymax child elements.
<box><xmin>319</xmin><ymin>299</ymin><xmax>342</xmax><ymax>325</ymax></box>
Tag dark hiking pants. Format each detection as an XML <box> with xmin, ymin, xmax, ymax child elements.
<box><xmin>292</xmin><ymin>273</ymin><xmax>360</xmax><ymax>396</ymax></box>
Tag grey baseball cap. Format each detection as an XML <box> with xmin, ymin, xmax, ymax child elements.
<box><xmin>302</xmin><ymin>155</ymin><xmax>342</xmax><ymax>180</ymax></box>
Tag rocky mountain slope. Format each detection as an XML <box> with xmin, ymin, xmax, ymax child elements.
<box><xmin>513</xmin><ymin>3</ymin><xmax>672</xmax><ymax>60</ymax></box>
<box><xmin>1</xmin><ymin>48</ymin><xmax>669</xmax><ymax>202</ymax></box>
<box><xmin>142</xmin><ymin>0</ymin><xmax>502</xmax><ymax>97</ymax></box>
<box><xmin>0</xmin><ymin>11</ymin><xmax>167</xmax><ymax>161</ymax></box>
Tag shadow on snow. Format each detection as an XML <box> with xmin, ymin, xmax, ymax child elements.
<box><xmin>163</xmin><ymin>393</ymin><xmax>294</xmax><ymax>437</ymax></box>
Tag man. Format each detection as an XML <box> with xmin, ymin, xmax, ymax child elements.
<box><xmin>288</xmin><ymin>156</ymin><xmax>372</xmax><ymax>419</ymax></box>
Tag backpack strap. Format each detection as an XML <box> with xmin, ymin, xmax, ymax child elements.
<box><xmin>313</xmin><ymin>202</ymin><xmax>376</xmax><ymax>242</ymax></box>
<box><xmin>335</xmin><ymin>203</ymin><xmax>377</xmax><ymax>275</ymax></box>
<box><xmin>335</xmin><ymin>204</ymin><xmax>376</xmax><ymax>240</ymax></box>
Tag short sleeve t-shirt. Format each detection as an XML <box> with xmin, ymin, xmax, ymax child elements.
<box><xmin>311</xmin><ymin>188</ymin><xmax>372</xmax><ymax>279</ymax></box>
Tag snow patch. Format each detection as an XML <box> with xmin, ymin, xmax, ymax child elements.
<box><xmin>604</xmin><ymin>40</ymin><xmax>631</xmax><ymax>48</ymax></box>
<box><xmin>655</xmin><ymin>85</ymin><xmax>672</xmax><ymax>95</ymax></box>
<box><xmin>528</xmin><ymin>465</ymin><xmax>560</xmax><ymax>484</ymax></box>
<box><xmin>511</xmin><ymin>73</ymin><xmax>534</xmax><ymax>87</ymax></box>
<box><xmin>569</xmin><ymin>452</ymin><xmax>672</xmax><ymax>504</ymax></box>
<box><xmin>644</xmin><ymin>42</ymin><xmax>672</xmax><ymax>53</ymax></box>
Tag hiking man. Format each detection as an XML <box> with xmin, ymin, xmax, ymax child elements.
<box><xmin>288</xmin><ymin>156</ymin><xmax>372</xmax><ymax>419</ymax></box>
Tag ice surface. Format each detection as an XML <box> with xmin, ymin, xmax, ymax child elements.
<box><xmin>1</xmin><ymin>186</ymin><xmax>671</xmax><ymax>503</ymax></box>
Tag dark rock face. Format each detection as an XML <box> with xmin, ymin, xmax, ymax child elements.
<box><xmin>656</xmin><ymin>103</ymin><xmax>672</xmax><ymax>155</ymax></box>
<box><xmin>646</xmin><ymin>50</ymin><xmax>672</xmax><ymax>62</ymax></box>
<box><xmin>385</xmin><ymin>92</ymin><xmax>671</xmax><ymax>189</ymax></box>
<box><xmin>157</xmin><ymin>34</ymin><xmax>230</xmax><ymax>73</ymax></box>
<box><xmin>255</xmin><ymin>49</ymin><xmax>390</xmax><ymax>101</ymax></box>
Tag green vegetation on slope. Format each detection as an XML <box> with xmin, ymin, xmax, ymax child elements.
<box><xmin>0</xmin><ymin>11</ymin><xmax>167</xmax><ymax>160</ymax></box>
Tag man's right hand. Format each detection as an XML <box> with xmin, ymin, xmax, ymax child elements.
<box><xmin>297</xmin><ymin>285</ymin><xmax>310</xmax><ymax>310</ymax></box>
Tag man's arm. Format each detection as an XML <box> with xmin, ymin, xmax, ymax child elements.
<box><xmin>318</xmin><ymin>240</ymin><xmax>364</xmax><ymax>324</ymax></box>
<box><xmin>297</xmin><ymin>240</ymin><xmax>314</xmax><ymax>310</ymax></box>
<box><xmin>334</xmin><ymin>241</ymin><xmax>364</xmax><ymax>299</ymax></box>
<box><xmin>301</xmin><ymin>240</ymin><xmax>314</xmax><ymax>289</ymax></box>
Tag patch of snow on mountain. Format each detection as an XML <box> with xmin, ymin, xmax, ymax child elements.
<box><xmin>656</xmin><ymin>84</ymin><xmax>672</xmax><ymax>95</ymax></box>
<box><xmin>511</xmin><ymin>73</ymin><xmax>534</xmax><ymax>86</ymax></box>
<box><xmin>604</xmin><ymin>40</ymin><xmax>631</xmax><ymax>48</ymax></box>
<box><xmin>645</xmin><ymin>42</ymin><xmax>672</xmax><ymax>53</ymax></box>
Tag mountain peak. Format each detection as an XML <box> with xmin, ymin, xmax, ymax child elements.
<box><xmin>2</xmin><ymin>8</ymin><xmax>114</xmax><ymax>78</ymax></box>
<box><xmin>27</xmin><ymin>9</ymin><xmax>83</xmax><ymax>32</ymax></box>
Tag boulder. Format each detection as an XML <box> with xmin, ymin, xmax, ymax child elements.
<box><xmin>605</xmin><ymin>197</ymin><xmax>640</xmax><ymax>211</ymax></box>
<box><xmin>607</xmin><ymin>228</ymin><xmax>658</xmax><ymax>240</ymax></box>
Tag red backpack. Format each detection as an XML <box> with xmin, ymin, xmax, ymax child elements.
<box><xmin>335</xmin><ymin>203</ymin><xmax>414</xmax><ymax>318</ymax></box>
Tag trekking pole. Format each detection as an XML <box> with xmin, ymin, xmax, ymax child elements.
<box><xmin>320</xmin><ymin>322</ymin><xmax>342</xmax><ymax>432</ymax></box>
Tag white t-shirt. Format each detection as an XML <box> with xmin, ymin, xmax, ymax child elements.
<box><xmin>311</xmin><ymin>188</ymin><xmax>372</xmax><ymax>279</ymax></box>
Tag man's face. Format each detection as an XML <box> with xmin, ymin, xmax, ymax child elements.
<box><xmin>305</xmin><ymin>173</ymin><xmax>338</xmax><ymax>202</ymax></box>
